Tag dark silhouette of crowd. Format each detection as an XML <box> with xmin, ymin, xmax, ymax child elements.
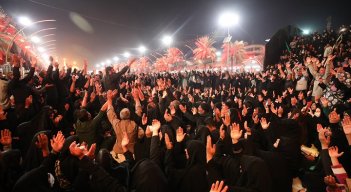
<box><xmin>1</xmin><ymin>24</ymin><xmax>351</xmax><ymax>192</ymax></box>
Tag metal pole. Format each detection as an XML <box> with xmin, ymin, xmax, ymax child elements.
<box><xmin>5</xmin><ymin>19</ymin><xmax>56</xmax><ymax>63</ymax></box>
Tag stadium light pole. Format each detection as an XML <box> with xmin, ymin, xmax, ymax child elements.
<box><xmin>5</xmin><ymin>17</ymin><xmax>56</xmax><ymax>63</ymax></box>
<box><xmin>218</xmin><ymin>12</ymin><xmax>239</xmax><ymax>71</ymax></box>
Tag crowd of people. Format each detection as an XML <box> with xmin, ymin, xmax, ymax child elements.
<box><xmin>0</xmin><ymin>24</ymin><xmax>351</xmax><ymax>192</ymax></box>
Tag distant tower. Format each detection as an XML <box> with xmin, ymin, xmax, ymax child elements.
<box><xmin>326</xmin><ymin>16</ymin><xmax>332</xmax><ymax>31</ymax></box>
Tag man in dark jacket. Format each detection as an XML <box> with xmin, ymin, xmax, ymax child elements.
<box><xmin>103</xmin><ymin>58</ymin><xmax>137</xmax><ymax>91</ymax></box>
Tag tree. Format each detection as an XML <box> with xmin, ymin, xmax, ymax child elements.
<box><xmin>138</xmin><ymin>56</ymin><xmax>150</xmax><ymax>73</ymax></box>
<box><xmin>154</xmin><ymin>56</ymin><xmax>168</xmax><ymax>72</ymax></box>
<box><xmin>165</xmin><ymin>47</ymin><xmax>184</xmax><ymax>70</ymax></box>
<box><xmin>221</xmin><ymin>40</ymin><xmax>246</xmax><ymax>66</ymax></box>
<box><xmin>193</xmin><ymin>36</ymin><xmax>217</xmax><ymax>67</ymax></box>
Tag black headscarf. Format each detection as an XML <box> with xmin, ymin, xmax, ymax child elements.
<box><xmin>131</xmin><ymin>159</ymin><xmax>170</xmax><ymax>192</ymax></box>
<box><xmin>22</xmin><ymin>130</ymin><xmax>52</xmax><ymax>172</ymax></box>
<box><xmin>16</xmin><ymin>106</ymin><xmax>55</xmax><ymax>156</ymax></box>
<box><xmin>171</xmin><ymin>140</ymin><xmax>209</xmax><ymax>192</ymax></box>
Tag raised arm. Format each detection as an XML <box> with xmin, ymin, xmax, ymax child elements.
<box><xmin>20</xmin><ymin>57</ymin><xmax>36</xmax><ymax>83</ymax></box>
<box><xmin>305</xmin><ymin>57</ymin><xmax>317</xmax><ymax>78</ymax></box>
<box><xmin>106</xmin><ymin>90</ymin><xmax>120</xmax><ymax>126</ymax></box>
<box><xmin>110</xmin><ymin>58</ymin><xmax>136</xmax><ymax>82</ymax></box>
<box><xmin>70</xmin><ymin>75</ymin><xmax>77</xmax><ymax>93</ymax></box>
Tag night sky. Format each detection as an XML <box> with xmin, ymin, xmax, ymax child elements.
<box><xmin>1</xmin><ymin>0</ymin><xmax>350</xmax><ymax>68</ymax></box>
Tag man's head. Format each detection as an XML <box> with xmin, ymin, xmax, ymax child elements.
<box><xmin>198</xmin><ymin>103</ymin><xmax>210</xmax><ymax>115</ymax></box>
<box><xmin>120</xmin><ymin>108</ymin><xmax>131</xmax><ymax>120</ymax></box>
<box><xmin>105</xmin><ymin>66</ymin><xmax>115</xmax><ymax>75</ymax></box>
<box><xmin>78</xmin><ymin>109</ymin><xmax>91</xmax><ymax>122</ymax></box>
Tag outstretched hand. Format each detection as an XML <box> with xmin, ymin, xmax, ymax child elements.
<box><xmin>35</xmin><ymin>133</ymin><xmax>49</xmax><ymax>157</ymax></box>
<box><xmin>210</xmin><ymin>181</ymin><xmax>228</xmax><ymax>192</ymax></box>
<box><xmin>51</xmin><ymin>131</ymin><xmax>65</xmax><ymax>153</ymax></box>
<box><xmin>260</xmin><ymin>117</ymin><xmax>271</xmax><ymax>130</ymax></box>
<box><xmin>176</xmin><ymin>127</ymin><xmax>186</xmax><ymax>143</ymax></box>
<box><xmin>342</xmin><ymin>115</ymin><xmax>351</xmax><ymax>135</ymax></box>
<box><xmin>0</xmin><ymin>129</ymin><xmax>12</xmax><ymax>147</ymax></box>
<box><xmin>165</xmin><ymin>133</ymin><xmax>173</xmax><ymax>150</ymax></box>
<box><xmin>69</xmin><ymin>141</ymin><xmax>96</xmax><ymax>160</ymax></box>
<box><xmin>230</xmin><ymin>123</ymin><xmax>242</xmax><ymax>144</ymax></box>
<box><xmin>206</xmin><ymin>136</ymin><xmax>216</xmax><ymax>162</ymax></box>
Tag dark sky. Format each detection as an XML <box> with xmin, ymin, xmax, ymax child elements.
<box><xmin>1</xmin><ymin>0</ymin><xmax>350</xmax><ymax>68</ymax></box>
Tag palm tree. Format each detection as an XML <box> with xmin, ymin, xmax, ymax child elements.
<box><xmin>138</xmin><ymin>56</ymin><xmax>150</xmax><ymax>73</ymax></box>
<box><xmin>221</xmin><ymin>40</ymin><xmax>246</xmax><ymax>66</ymax></box>
<box><xmin>165</xmin><ymin>47</ymin><xmax>184</xmax><ymax>70</ymax></box>
<box><xmin>154</xmin><ymin>56</ymin><xmax>168</xmax><ymax>72</ymax></box>
<box><xmin>193</xmin><ymin>36</ymin><xmax>216</xmax><ymax>68</ymax></box>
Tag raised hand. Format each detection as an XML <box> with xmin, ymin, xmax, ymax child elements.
<box><xmin>35</xmin><ymin>133</ymin><xmax>49</xmax><ymax>150</ymax></box>
<box><xmin>132</xmin><ymin>88</ymin><xmax>139</xmax><ymax>100</ymax></box>
<box><xmin>305</xmin><ymin>57</ymin><xmax>311</xmax><ymax>64</ymax></box>
<box><xmin>206</xmin><ymin>136</ymin><xmax>216</xmax><ymax>162</ymax></box>
<box><xmin>69</xmin><ymin>141</ymin><xmax>96</xmax><ymax>160</ymax></box>
<box><xmin>230</xmin><ymin>123</ymin><xmax>242</xmax><ymax>144</ymax></box>
<box><xmin>149</xmin><ymin>119</ymin><xmax>161</xmax><ymax>135</ymax></box>
<box><xmin>317</xmin><ymin>124</ymin><xmax>331</xmax><ymax>149</ymax></box>
<box><xmin>176</xmin><ymin>127</ymin><xmax>186</xmax><ymax>143</ymax></box>
<box><xmin>210</xmin><ymin>181</ymin><xmax>228</xmax><ymax>192</ymax></box>
<box><xmin>328</xmin><ymin>146</ymin><xmax>344</xmax><ymax>158</ymax></box>
<box><xmin>35</xmin><ymin>133</ymin><xmax>49</xmax><ymax>157</ymax></box>
<box><xmin>244</xmin><ymin>121</ymin><xmax>251</xmax><ymax>135</ymax></box>
<box><xmin>164</xmin><ymin>110</ymin><xmax>173</xmax><ymax>122</ymax></box>
<box><xmin>179</xmin><ymin>104</ymin><xmax>187</xmax><ymax>113</ymax></box>
<box><xmin>142</xmin><ymin>113</ymin><xmax>148</xmax><ymax>125</ymax></box>
<box><xmin>72</xmin><ymin>75</ymin><xmax>77</xmax><ymax>82</ymax></box>
<box><xmin>170</xmin><ymin>105</ymin><xmax>176</xmax><ymax>116</ymax></box>
<box><xmin>164</xmin><ymin>133</ymin><xmax>173</xmax><ymax>150</ymax></box>
<box><xmin>260</xmin><ymin>117</ymin><xmax>271</xmax><ymax>130</ymax></box>
<box><xmin>270</xmin><ymin>103</ymin><xmax>277</xmax><ymax>115</ymax></box>
<box><xmin>341</xmin><ymin>115</ymin><xmax>351</xmax><ymax>135</ymax></box>
<box><xmin>287</xmin><ymin>87</ymin><xmax>294</xmax><ymax>95</ymax></box>
<box><xmin>145</xmin><ymin>126</ymin><xmax>152</xmax><ymax>138</ymax></box>
<box><xmin>50</xmin><ymin>131</ymin><xmax>65</xmax><ymax>153</ymax></box>
<box><xmin>0</xmin><ymin>129</ymin><xmax>12</xmax><ymax>147</ymax></box>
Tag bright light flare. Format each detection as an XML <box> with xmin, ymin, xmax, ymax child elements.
<box><xmin>31</xmin><ymin>36</ymin><xmax>41</xmax><ymax>43</ymax></box>
<box><xmin>113</xmin><ymin>56</ymin><xmax>119</xmax><ymax>61</ymax></box>
<box><xmin>302</xmin><ymin>29</ymin><xmax>310</xmax><ymax>35</ymax></box>
<box><xmin>138</xmin><ymin>45</ymin><xmax>147</xmax><ymax>53</ymax></box>
<box><xmin>18</xmin><ymin>16</ymin><xmax>32</xmax><ymax>26</ymax></box>
<box><xmin>218</xmin><ymin>12</ymin><xmax>239</xmax><ymax>28</ymax></box>
<box><xmin>162</xmin><ymin>35</ymin><xmax>173</xmax><ymax>46</ymax></box>
<box><xmin>123</xmin><ymin>52</ymin><xmax>131</xmax><ymax>58</ymax></box>
<box><xmin>38</xmin><ymin>47</ymin><xmax>45</xmax><ymax>52</ymax></box>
